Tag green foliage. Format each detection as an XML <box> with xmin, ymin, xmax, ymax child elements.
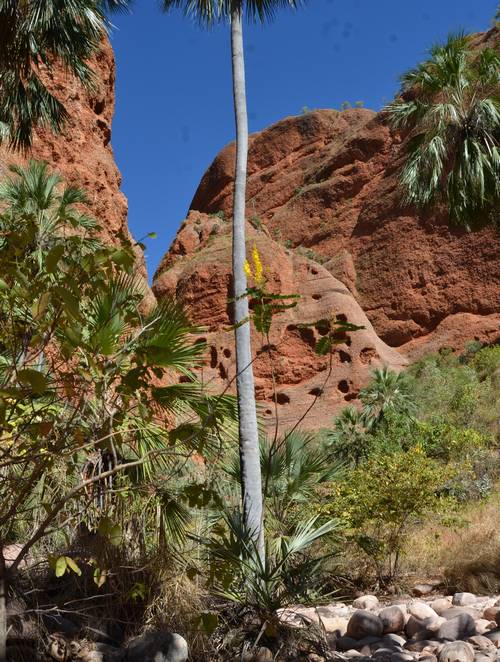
<box><xmin>326</xmin><ymin>446</ymin><xmax>450</xmax><ymax>581</ymax></box>
<box><xmin>385</xmin><ymin>32</ymin><xmax>500</xmax><ymax>228</ymax></box>
<box><xmin>162</xmin><ymin>0</ymin><xmax>304</xmax><ymax>25</ymax></box>
<box><xmin>0</xmin><ymin>1</ymin><xmax>127</xmax><ymax>149</ymax></box>
<box><xmin>470</xmin><ymin>345</ymin><xmax>500</xmax><ymax>381</ymax></box>
<box><xmin>327</xmin><ymin>406</ymin><xmax>370</xmax><ymax>466</ymax></box>
<box><xmin>359</xmin><ymin>367</ymin><xmax>416</xmax><ymax>426</ymax></box>
<box><xmin>299</xmin><ymin>317</ymin><xmax>364</xmax><ymax>358</ymax></box>
<box><xmin>205</xmin><ymin>511</ymin><xmax>338</xmax><ymax>619</ymax></box>
<box><xmin>0</xmin><ymin>162</ymin><xmax>236</xmax><ymax>569</ymax></box>
<box><xmin>406</xmin><ymin>348</ymin><xmax>499</xmax><ymax>436</ymax></box>
<box><xmin>324</xmin><ymin>349</ymin><xmax>500</xmax><ymax>582</ymax></box>
<box><xmin>214</xmin><ymin>430</ymin><xmax>341</xmax><ymax>617</ymax></box>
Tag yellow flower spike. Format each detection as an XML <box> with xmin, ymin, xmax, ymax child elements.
<box><xmin>252</xmin><ymin>243</ymin><xmax>264</xmax><ymax>286</ymax></box>
<box><xmin>244</xmin><ymin>259</ymin><xmax>252</xmax><ymax>280</ymax></box>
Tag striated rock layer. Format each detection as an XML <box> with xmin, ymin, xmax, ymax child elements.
<box><xmin>154</xmin><ymin>29</ymin><xmax>499</xmax><ymax>428</ymax></box>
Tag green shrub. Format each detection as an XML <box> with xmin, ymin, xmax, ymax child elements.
<box><xmin>471</xmin><ymin>345</ymin><xmax>500</xmax><ymax>380</ymax></box>
<box><xmin>324</xmin><ymin>447</ymin><xmax>451</xmax><ymax>582</ymax></box>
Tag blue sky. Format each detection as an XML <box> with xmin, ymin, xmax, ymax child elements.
<box><xmin>109</xmin><ymin>0</ymin><xmax>497</xmax><ymax>278</ymax></box>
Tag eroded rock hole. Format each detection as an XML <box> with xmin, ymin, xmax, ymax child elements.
<box><xmin>223</xmin><ymin>348</ymin><xmax>231</xmax><ymax>358</ymax></box>
<box><xmin>275</xmin><ymin>393</ymin><xmax>290</xmax><ymax>405</ymax></box>
<box><xmin>336</xmin><ymin>313</ymin><xmax>348</xmax><ymax>323</ymax></box>
<box><xmin>309</xmin><ymin>387</ymin><xmax>323</xmax><ymax>397</ymax></box>
<box><xmin>210</xmin><ymin>346</ymin><xmax>218</xmax><ymax>369</ymax></box>
<box><xmin>93</xmin><ymin>99</ymin><xmax>105</xmax><ymax>115</ymax></box>
<box><xmin>339</xmin><ymin>350</ymin><xmax>351</xmax><ymax>363</ymax></box>
<box><xmin>299</xmin><ymin>327</ymin><xmax>316</xmax><ymax>348</ymax></box>
<box><xmin>219</xmin><ymin>363</ymin><xmax>228</xmax><ymax>379</ymax></box>
<box><xmin>312</xmin><ymin>293</ymin><xmax>322</xmax><ymax>300</ymax></box>
<box><xmin>338</xmin><ymin>379</ymin><xmax>349</xmax><ymax>394</ymax></box>
<box><xmin>359</xmin><ymin>347</ymin><xmax>379</xmax><ymax>364</ymax></box>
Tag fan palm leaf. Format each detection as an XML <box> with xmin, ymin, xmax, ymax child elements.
<box><xmin>0</xmin><ymin>0</ymin><xmax>129</xmax><ymax>148</ymax></box>
<box><xmin>385</xmin><ymin>32</ymin><xmax>500</xmax><ymax>228</ymax></box>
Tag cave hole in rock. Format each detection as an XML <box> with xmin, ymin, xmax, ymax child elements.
<box><xmin>93</xmin><ymin>99</ymin><xmax>105</xmax><ymax>115</ymax></box>
<box><xmin>223</xmin><ymin>348</ymin><xmax>231</xmax><ymax>358</ymax></box>
<box><xmin>219</xmin><ymin>363</ymin><xmax>228</xmax><ymax>380</ymax></box>
<box><xmin>339</xmin><ymin>350</ymin><xmax>351</xmax><ymax>363</ymax></box>
<box><xmin>179</xmin><ymin>375</ymin><xmax>191</xmax><ymax>383</ymax></box>
<box><xmin>338</xmin><ymin>379</ymin><xmax>350</xmax><ymax>394</ymax></box>
<box><xmin>299</xmin><ymin>326</ymin><xmax>316</xmax><ymax>348</ymax></box>
<box><xmin>265</xmin><ymin>409</ymin><xmax>272</xmax><ymax>415</ymax></box>
<box><xmin>344</xmin><ymin>392</ymin><xmax>358</xmax><ymax>402</ymax></box>
<box><xmin>210</xmin><ymin>346</ymin><xmax>218</xmax><ymax>369</ymax></box>
<box><xmin>336</xmin><ymin>313</ymin><xmax>348</xmax><ymax>323</ymax></box>
<box><xmin>195</xmin><ymin>337</ymin><xmax>207</xmax><ymax>345</ymax></box>
<box><xmin>309</xmin><ymin>387</ymin><xmax>323</xmax><ymax>397</ymax></box>
<box><xmin>312</xmin><ymin>293</ymin><xmax>322</xmax><ymax>301</ymax></box>
<box><xmin>274</xmin><ymin>393</ymin><xmax>290</xmax><ymax>405</ymax></box>
<box><xmin>310</xmin><ymin>267</ymin><xmax>319</xmax><ymax>275</ymax></box>
<box><xmin>315</xmin><ymin>320</ymin><xmax>330</xmax><ymax>336</ymax></box>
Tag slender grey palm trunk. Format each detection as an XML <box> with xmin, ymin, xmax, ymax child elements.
<box><xmin>230</xmin><ymin>8</ymin><xmax>264</xmax><ymax>560</ymax></box>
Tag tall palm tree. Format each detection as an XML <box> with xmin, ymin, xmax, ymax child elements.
<box><xmin>385</xmin><ymin>32</ymin><xmax>499</xmax><ymax>229</ymax></box>
<box><xmin>0</xmin><ymin>0</ymin><xmax>128</xmax><ymax>149</ymax></box>
<box><xmin>161</xmin><ymin>0</ymin><xmax>302</xmax><ymax>559</ymax></box>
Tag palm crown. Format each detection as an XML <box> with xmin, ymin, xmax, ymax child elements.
<box><xmin>385</xmin><ymin>32</ymin><xmax>499</xmax><ymax>229</ymax></box>
<box><xmin>161</xmin><ymin>0</ymin><xmax>302</xmax><ymax>23</ymax></box>
<box><xmin>0</xmin><ymin>0</ymin><xmax>128</xmax><ymax>149</ymax></box>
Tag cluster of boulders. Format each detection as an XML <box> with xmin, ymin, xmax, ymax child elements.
<box><xmin>8</xmin><ymin>630</ymin><xmax>188</xmax><ymax>662</ymax></box>
<box><xmin>279</xmin><ymin>592</ymin><xmax>500</xmax><ymax>662</ymax></box>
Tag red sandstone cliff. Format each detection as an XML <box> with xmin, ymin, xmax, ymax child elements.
<box><xmin>153</xmin><ymin>28</ymin><xmax>499</xmax><ymax>428</ymax></box>
<box><xmin>0</xmin><ymin>39</ymin><xmax>142</xmax><ymax>273</ymax></box>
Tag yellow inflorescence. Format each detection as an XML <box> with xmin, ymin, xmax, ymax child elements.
<box><xmin>252</xmin><ymin>244</ymin><xmax>264</xmax><ymax>286</ymax></box>
<box><xmin>244</xmin><ymin>243</ymin><xmax>264</xmax><ymax>286</ymax></box>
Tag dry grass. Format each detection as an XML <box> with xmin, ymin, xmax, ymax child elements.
<box><xmin>403</xmin><ymin>488</ymin><xmax>500</xmax><ymax>593</ymax></box>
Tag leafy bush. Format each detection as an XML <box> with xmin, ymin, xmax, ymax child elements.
<box><xmin>0</xmin><ymin>162</ymin><xmax>237</xmax><ymax>573</ymax></box>
<box><xmin>471</xmin><ymin>345</ymin><xmax>500</xmax><ymax>381</ymax></box>
<box><xmin>324</xmin><ymin>446</ymin><xmax>451</xmax><ymax>582</ymax></box>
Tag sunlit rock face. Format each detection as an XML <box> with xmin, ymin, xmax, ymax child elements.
<box><xmin>0</xmin><ymin>38</ymin><xmax>148</xmax><ymax>285</ymax></box>
<box><xmin>155</xmin><ymin>28</ymin><xmax>499</xmax><ymax>429</ymax></box>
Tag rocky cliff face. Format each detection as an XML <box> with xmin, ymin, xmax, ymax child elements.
<box><xmin>154</xmin><ymin>215</ymin><xmax>407</xmax><ymax>430</ymax></box>
<box><xmin>153</xmin><ymin>28</ymin><xmax>499</xmax><ymax>429</ymax></box>
<box><xmin>184</xmin><ymin>105</ymin><xmax>499</xmax><ymax>357</ymax></box>
<box><xmin>0</xmin><ymin>39</ymin><xmax>141</xmax><ymax>269</ymax></box>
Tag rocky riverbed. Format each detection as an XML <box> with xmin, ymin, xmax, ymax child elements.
<box><xmin>276</xmin><ymin>592</ymin><xmax>500</xmax><ymax>662</ymax></box>
<box><xmin>8</xmin><ymin>590</ymin><xmax>500</xmax><ymax>661</ymax></box>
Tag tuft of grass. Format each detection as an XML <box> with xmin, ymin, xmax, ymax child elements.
<box><xmin>403</xmin><ymin>487</ymin><xmax>500</xmax><ymax>593</ymax></box>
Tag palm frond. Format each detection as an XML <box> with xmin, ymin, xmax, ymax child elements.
<box><xmin>161</xmin><ymin>0</ymin><xmax>303</xmax><ymax>25</ymax></box>
<box><xmin>385</xmin><ymin>32</ymin><xmax>499</xmax><ymax>226</ymax></box>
